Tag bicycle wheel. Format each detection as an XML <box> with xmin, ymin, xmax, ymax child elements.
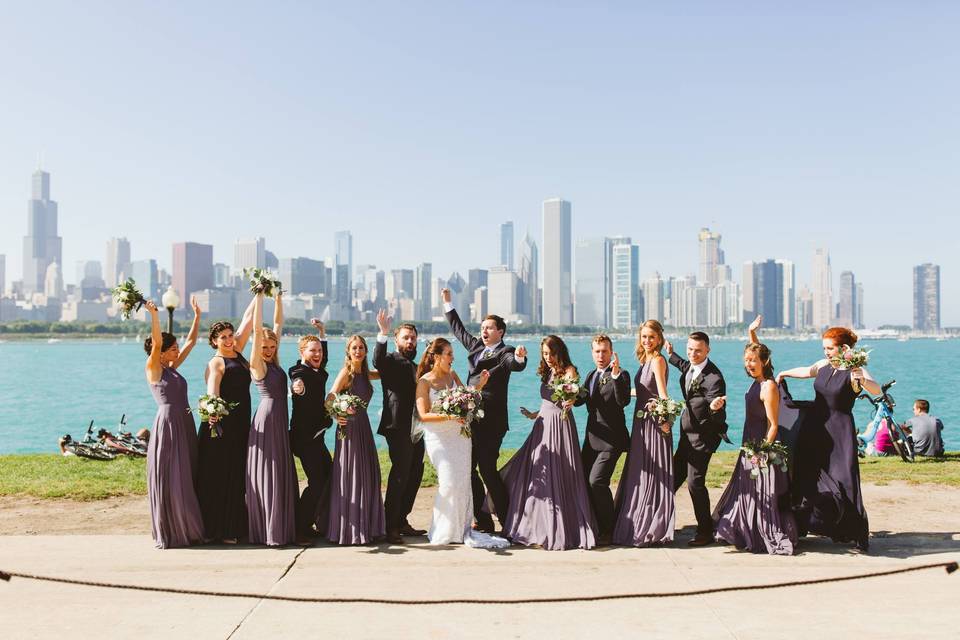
<box><xmin>887</xmin><ymin>422</ymin><xmax>915</xmax><ymax>463</ymax></box>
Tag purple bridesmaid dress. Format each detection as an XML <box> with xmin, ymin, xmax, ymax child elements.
<box><xmin>147</xmin><ymin>367</ymin><xmax>204</xmax><ymax>549</ymax></box>
<box><xmin>326</xmin><ymin>374</ymin><xmax>386</xmax><ymax>544</ymax></box>
<box><xmin>246</xmin><ymin>362</ymin><xmax>297</xmax><ymax>546</ymax></box>
<box><xmin>713</xmin><ymin>380</ymin><xmax>797</xmax><ymax>555</ymax></box>
<box><xmin>611</xmin><ymin>361</ymin><xmax>675</xmax><ymax>546</ymax></box>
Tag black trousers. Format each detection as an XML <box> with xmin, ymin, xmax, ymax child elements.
<box><xmin>472</xmin><ymin>431</ymin><xmax>508</xmax><ymax>529</ymax></box>
<box><xmin>292</xmin><ymin>431</ymin><xmax>332</xmax><ymax>537</ymax></box>
<box><xmin>383</xmin><ymin>430</ymin><xmax>425</xmax><ymax>531</ymax></box>
<box><xmin>673</xmin><ymin>435</ymin><xmax>715</xmax><ymax>536</ymax></box>
<box><xmin>581</xmin><ymin>442</ymin><xmax>623</xmax><ymax>536</ymax></box>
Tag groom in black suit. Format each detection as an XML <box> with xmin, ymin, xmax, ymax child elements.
<box><xmin>667</xmin><ymin>331</ymin><xmax>729</xmax><ymax>546</ymax></box>
<box><xmin>373</xmin><ymin>309</ymin><xmax>426</xmax><ymax>544</ymax></box>
<box><xmin>441</xmin><ymin>288</ymin><xmax>527</xmax><ymax>533</ymax></box>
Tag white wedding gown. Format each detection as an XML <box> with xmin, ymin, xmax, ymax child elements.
<box><xmin>415</xmin><ymin>386</ymin><xmax>510</xmax><ymax>548</ymax></box>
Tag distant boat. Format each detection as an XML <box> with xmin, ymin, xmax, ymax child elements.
<box><xmin>897</xmin><ymin>335</ymin><xmax>909</xmax><ymax>342</ymax></box>
<box><xmin>135</xmin><ymin>334</ymin><xmax>142</xmax><ymax>342</ymax></box>
<box><xmin>47</xmin><ymin>338</ymin><xmax>62</xmax><ymax>344</ymax></box>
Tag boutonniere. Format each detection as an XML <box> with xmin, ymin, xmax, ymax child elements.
<box><xmin>689</xmin><ymin>377</ymin><xmax>703</xmax><ymax>395</ymax></box>
<box><xmin>480</xmin><ymin>350</ymin><xmax>497</xmax><ymax>361</ymax></box>
<box><xmin>599</xmin><ymin>374</ymin><xmax>611</xmax><ymax>387</ymax></box>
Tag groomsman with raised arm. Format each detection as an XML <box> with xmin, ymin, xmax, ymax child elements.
<box><xmin>575</xmin><ymin>335</ymin><xmax>631</xmax><ymax>545</ymax></box>
<box><xmin>373</xmin><ymin>309</ymin><xmax>426</xmax><ymax>544</ymax></box>
<box><xmin>288</xmin><ymin>319</ymin><xmax>333</xmax><ymax>543</ymax></box>
<box><xmin>441</xmin><ymin>288</ymin><xmax>527</xmax><ymax>533</ymax></box>
<box><xmin>666</xmin><ymin>331</ymin><xmax>730</xmax><ymax>547</ymax></box>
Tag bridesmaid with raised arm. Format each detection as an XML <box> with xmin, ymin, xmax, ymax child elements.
<box><xmin>325</xmin><ymin>336</ymin><xmax>386</xmax><ymax>545</ymax></box>
<box><xmin>143</xmin><ymin>297</ymin><xmax>204</xmax><ymax>548</ymax></box>
<box><xmin>712</xmin><ymin>315</ymin><xmax>797</xmax><ymax>555</ymax></box>
<box><xmin>777</xmin><ymin>326</ymin><xmax>880</xmax><ymax>551</ymax></box>
<box><xmin>197</xmin><ymin>296</ymin><xmax>257</xmax><ymax>544</ymax></box>
<box><xmin>500</xmin><ymin>335</ymin><xmax>597</xmax><ymax>550</ymax></box>
<box><xmin>612</xmin><ymin>320</ymin><xmax>675</xmax><ymax>546</ymax></box>
<box><xmin>246</xmin><ymin>292</ymin><xmax>297</xmax><ymax>546</ymax></box>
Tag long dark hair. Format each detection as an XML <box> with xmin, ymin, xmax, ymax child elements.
<box><xmin>744</xmin><ymin>342</ymin><xmax>774</xmax><ymax>380</ymax></box>
<box><xmin>537</xmin><ymin>334</ymin><xmax>577</xmax><ymax>382</ymax></box>
<box><xmin>208</xmin><ymin>321</ymin><xmax>234</xmax><ymax>348</ymax></box>
<box><xmin>417</xmin><ymin>337</ymin><xmax>451</xmax><ymax>380</ymax></box>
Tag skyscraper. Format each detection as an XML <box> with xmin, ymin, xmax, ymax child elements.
<box><xmin>913</xmin><ymin>263</ymin><xmax>940</xmax><ymax>331</ymax></box>
<box><xmin>642</xmin><ymin>273</ymin><xmax>665</xmax><ymax>324</ymax></box>
<box><xmin>172</xmin><ymin>242</ymin><xmax>214</xmax><ymax>307</ymax></box>
<box><xmin>22</xmin><ymin>168</ymin><xmax>62</xmax><ymax>295</ymax></box>
<box><xmin>234</xmin><ymin>237</ymin><xmax>266</xmax><ymax>273</ymax></box>
<box><xmin>742</xmin><ymin>259</ymin><xmax>784</xmax><ymax>327</ymax></box>
<box><xmin>542</xmin><ymin>198</ymin><xmax>572</xmax><ymax>326</ymax></box>
<box><xmin>129</xmin><ymin>259</ymin><xmax>159</xmax><ymax>301</ymax></box>
<box><xmin>611</xmin><ymin>242</ymin><xmax>640</xmax><ymax>329</ymax></box>
<box><xmin>812</xmin><ymin>248</ymin><xmax>833</xmax><ymax>329</ymax></box>
<box><xmin>574</xmin><ymin>237</ymin><xmax>611</xmax><ymax>327</ymax></box>
<box><xmin>488</xmin><ymin>266</ymin><xmax>519</xmax><ymax>318</ymax></box>
<box><xmin>0</xmin><ymin>254</ymin><xmax>5</xmax><ymax>297</ymax></box>
<box><xmin>518</xmin><ymin>233</ymin><xmax>539</xmax><ymax>324</ymax></box>
<box><xmin>698</xmin><ymin>228</ymin><xmax>724</xmax><ymax>286</ymax></box>
<box><xmin>335</xmin><ymin>231</ymin><xmax>353</xmax><ymax>306</ymax></box>
<box><xmin>105</xmin><ymin>237</ymin><xmax>131</xmax><ymax>288</ymax></box>
<box><xmin>415</xmin><ymin>262</ymin><xmax>432</xmax><ymax>321</ymax></box>
<box><xmin>279</xmin><ymin>257</ymin><xmax>328</xmax><ymax>295</ymax></box>
<box><xmin>500</xmin><ymin>222</ymin><xmax>514</xmax><ymax>270</ymax></box>
<box><xmin>776</xmin><ymin>259</ymin><xmax>796</xmax><ymax>329</ymax></box>
<box><xmin>837</xmin><ymin>270</ymin><xmax>857</xmax><ymax>329</ymax></box>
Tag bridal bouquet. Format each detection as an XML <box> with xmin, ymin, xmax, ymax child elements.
<box><xmin>244</xmin><ymin>267</ymin><xmax>283</xmax><ymax>297</ymax></box>
<box><xmin>829</xmin><ymin>346</ymin><xmax>870</xmax><ymax>370</ymax></box>
<box><xmin>740</xmin><ymin>439</ymin><xmax>790</xmax><ymax>479</ymax></box>
<box><xmin>431</xmin><ymin>386</ymin><xmax>484</xmax><ymax>438</ymax></box>
<box><xmin>111</xmin><ymin>279</ymin><xmax>146</xmax><ymax>320</ymax></box>
<box><xmin>638</xmin><ymin>397</ymin><xmax>685</xmax><ymax>426</ymax></box>
<box><xmin>325</xmin><ymin>392</ymin><xmax>368</xmax><ymax>439</ymax></box>
<box><xmin>550</xmin><ymin>373</ymin><xmax>585</xmax><ymax>419</ymax></box>
<box><xmin>196</xmin><ymin>394</ymin><xmax>238</xmax><ymax>437</ymax></box>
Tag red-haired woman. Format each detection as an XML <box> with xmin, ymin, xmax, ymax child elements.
<box><xmin>777</xmin><ymin>326</ymin><xmax>880</xmax><ymax>551</ymax></box>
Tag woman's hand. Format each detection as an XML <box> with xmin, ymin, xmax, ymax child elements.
<box><xmin>190</xmin><ymin>295</ymin><xmax>201</xmax><ymax>317</ymax></box>
<box><xmin>562</xmin><ymin>399</ymin><xmax>575</xmax><ymax>411</ymax></box>
<box><xmin>336</xmin><ymin>416</ymin><xmax>348</xmax><ymax>426</ymax></box>
<box><xmin>748</xmin><ymin>314</ymin><xmax>763</xmax><ymax>335</ymax></box>
<box><xmin>709</xmin><ymin>396</ymin><xmax>727</xmax><ymax>412</ymax></box>
<box><xmin>645</xmin><ymin>398</ymin><xmax>658</xmax><ymax>412</ymax></box>
<box><xmin>850</xmin><ymin>368</ymin><xmax>865</xmax><ymax>383</ymax></box>
<box><xmin>519</xmin><ymin>406</ymin><xmax>537</xmax><ymax>420</ymax></box>
<box><xmin>208</xmin><ymin>415</ymin><xmax>220</xmax><ymax>424</ymax></box>
<box><xmin>145</xmin><ymin>300</ymin><xmax>158</xmax><ymax>315</ymax></box>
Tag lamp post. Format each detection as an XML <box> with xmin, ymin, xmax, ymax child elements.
<box><xmin>161</xmin><ymin>285</ymin><xmax>180</xmax><ymax>334</ymax></box>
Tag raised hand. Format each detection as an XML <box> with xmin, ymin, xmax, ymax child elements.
<box><xmin>190</xmin><ymin>295</ymin><xmax>201</xmax><ymax>317</ymax></box>
<box><xmin>748</xmin><ymin>314</ymin><xmax>763</xmax><ymax>334</ymax></box>
<box><xmin>441</xmin><ymin>288</ymin><xmax>452</xmax><ymax>304</ymax></box>
<box><xmin>145</xmin><ymin>300</ymin><xmax>159</xmax><ymax>315</ymax></box>
<box><xmin>611</xmin><ymin>352</ymin><xmax>621</xmax><ymax>376</ymax></box>
<box><xmin>310</xmin><ymin>317</ymin><xmax>326</xmax><ymax>338</ymax></box>
<box><xmin>515</xmin><ymin>345</ymin><xmax>528</xmax><ymax>359</ymax></box>
<box><xmin>710</xmin><ymin>396</ymin><xmax>727</xmax><ymax>412</ymax></box>
<box><xmin>664</xmin><ymin>339</ymin><xmax>674</xmax><ymax>356</ymax></box>
<box><xmin>376</xmin><ymin>308</ymin><xmax>392</xmax><ymax>335</ymax></box>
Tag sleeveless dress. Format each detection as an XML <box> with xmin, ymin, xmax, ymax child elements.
<box><xmin>498</xmin><ymin>376</ymin><xmax>597</xmax><ymax>550</ymax></box>
<box><xmin>147</xmin><ymin>367</ymin><xmax>204</xmax><ymax>549</ymax></box>
<box><xmin>197</xmin><ymin>352</ymin><xmax>251</xmax><ymax>541</ymax></box>
<box><xmin>713</xmin><ymin>380</ymin><xmax>797</xmax><ymax>555</ymax></box>
<box><xmin>612</xmin><ymin>361</ymin><xmax>675</xmax><ymax>546</ymax></box>
<box><xmin>246</xmin><ymin>362</ymin><xmax>297</xmax><ymax>546</ymax></box>
<box><xmin>326</xmin><ymin>374</ymin><xmax>386</xmax><ymax>545</ymax></box>
<box><xmin>415</xmin><ymin>382</ymin><xmax>510</xmax><ymax>548</ymax></box>
<box><xmin>793</xmin><ymin>366</ymin><xmax>869</xmax><ymax>549</ymax></box>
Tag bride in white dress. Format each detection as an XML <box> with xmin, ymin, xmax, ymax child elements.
<box><xmin>413</xmin><ymin>338</ymin><xmax>510</xmax><ymax>549</ymax></box>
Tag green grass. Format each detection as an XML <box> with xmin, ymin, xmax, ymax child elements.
<box><xmin>2</xmin><ymin>451</ymin><xmax>958</xmax><ymax>501</ymax></box>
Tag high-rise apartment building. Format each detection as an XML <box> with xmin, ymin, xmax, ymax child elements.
<box><xmin>542</xmin><ymin>198</ymin><xmax>572</xmax><ymax>326</ymax></box>
<box><xmin>913</xmin><ymin>263</ymin><xmax>941</xmax><ymax>331</ymax></box>
<box><xmin>105</xmin><ymin>237</ymin><xmax>131</xmax><ymax>288</ymax></box>
<box><xmin>22</xmin><ymin>168</ymin><xmax>62</xmax><ymax>295</ymax></box>
<box><xmin>500</xmin><ymin>222</ymin><xmax>514</xmax><ymax>270</ymax></box>
<box><xmin>172</xmin><ymin>242</ymin><xmax>214</xmax><ymax>307</ymax></box>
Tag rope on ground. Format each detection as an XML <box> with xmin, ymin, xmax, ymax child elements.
<box><xmin>1</xmin><ymin>561</ymin><xmax>956</xmax><ymax>605</ymax></box>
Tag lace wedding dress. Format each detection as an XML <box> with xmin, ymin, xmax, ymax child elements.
<box><xmin>415</xmin><ymin>385</ymin><xmax>509</xmax><ymax>548</ymax></box>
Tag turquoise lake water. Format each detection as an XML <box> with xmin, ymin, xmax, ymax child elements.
<box><xmin>1</xmin><ymin>337</ymin><xmax>956</xmax><ymax>455</ymax></box>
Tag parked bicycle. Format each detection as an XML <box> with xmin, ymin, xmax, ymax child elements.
<box><xmin>857</xmin><ymin>380</ymin><xmax>915</xmax><ymax>463</ymax></box>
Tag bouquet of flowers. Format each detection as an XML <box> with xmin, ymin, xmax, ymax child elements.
<box><xmin>829</xmin><ymin>345</ymin><xmax>870</xmax><ymax>370</ymax></box>
<box><xmin>550</xmin><ymin>373</ymin><xmax>585</xmax><ymax>419</ymax></box>
<box><xmin>740</xmin><ymin>439</ymin><xmax>790</xmax><ymax>479</ymax></box>
<box><xmin>638</xmin><ymin>397</ymin><xmax>685</xmax><ymax>426</ymax></box>
<box><xmin>431</xmin><ymin>386</ymin><xmax>485</xmax><ymax>438</ymax></box>
<box><xmin>325</xmin><ymin>392</ymin><xmax>368</xmax><ymax>439</ymax></box>
<box><xmin>244</xmin><ymin>267</ymin><xmax>283</xmax><ymax>297</ymax></box>
<box><xmin>196</xmin><ymin>394</ymin><xmax>238</xmax><ymax>437</ymax></box>
<box><xmin>111</xmin><ymin>279</ymin><xmax>146</xmax><ymax>320</ymax></box>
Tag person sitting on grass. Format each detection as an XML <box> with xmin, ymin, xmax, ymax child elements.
<box><xmin>902</xmin><ymin>399</ymin><xmax>945</xmax><ymax>458</ymax></box>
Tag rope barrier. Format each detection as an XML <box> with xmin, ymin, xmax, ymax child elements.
<box><xmin>1</xmin><ymin>560</ymin><xmax>955</xmax><ymax>605</ymax></box>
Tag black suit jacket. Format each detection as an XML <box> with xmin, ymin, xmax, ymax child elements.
<box><xmin>445</xmin><ymin>307</ymin><xmax>527</xmax><ymax>437</ymax></box>
<box><xmin>288</xmin><ymin>346</ymin><xmax>331</xmax><ymax>455</ymax></box>
<box><xmin>668</xmin><ymin>353</ymin><xmax>729</xmax><ymax>453</ymax></box>
<box><xmin>372</xmin><ymin>338</ymin><xmax>418</xmax><ymax>437</ymax></box>
<box><xmin>576</xmin><ymin>367</ymin><xmax>632</xmax><ymax>452</ymax></box>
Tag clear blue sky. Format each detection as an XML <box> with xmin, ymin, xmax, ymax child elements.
<box><xmin>1</xmin><ymin>2</ymin><xmax>957</xmax><ymax>325</ymax></box>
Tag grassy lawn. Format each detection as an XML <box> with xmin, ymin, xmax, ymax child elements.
<box><xmin>1</xmin><ymin>451</ymin><xmax>958</xmax><ymax>501</ymax></box>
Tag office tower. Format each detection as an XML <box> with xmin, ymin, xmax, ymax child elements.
<box><xmin>130</xmin><ymin>259</ymin><xmax>160</xmax><ymax>301</ymax></box>
<box><xmin>44</xmin><ymin>261</ymin><xmax>63</xmax><ymax>299</ymax></box>
<box><xmin>611</xmin><ymin>242</ymin><xmax>640</xmax><ymax>329</ymax></box>
<box><xmin>856</xmin><ymin>283</ymin><xmax>864</xmax><ymax>329</ymax></box>
<box><xmin>500</xmin><ymin>222</ymin><xmax>514</xmax><ymax>270</ymax></box>
<box><xmin>812</xmin><ymin>248</ymin><xmax>833</xmax><ymax>330</ymax></box>
<box><xmin>796</xmin><ymin>286</ymin><xmax>814</xmax><ymax>330</ymax></box>
<box><xmin>488</xmin><ymin>266</ymin><xmax>519</xmax><ymax>317</ymax></box>
<box><xmin>466</xmin><ymin>268</ymin><xmax>489</xmax><ymax>310</ymax></box>
<box><xmin>22</xmin><ymin>167</ymin><xmax>62</xmax><ymax>295</ymax></box>
<box><xmin>542</xmin><ymin>198</ymin><xmax>572</xmax><ymax>326</ymax></box>
<box><xmin>776</xmin><ymin>259</ymin><xmax>796</xmax><ymax>329</ymax></box>
<box><xmin>334</xmin><ymin>231</ymin><xmax>353</xmax><ymax>306</ymax></box>
<box><xmin>105</xmin><ymin>237</ymin><xmax>131</xmax><ymax>288</ymax></box>
<box><xmin>575</xmin><ymin>237</ymin><xmax>611</xmax><ymax>326</ymax></box>
<box><xmin>698</xmin><ymin>228</ymin><xmax>724</xmax><ymax>286</ymax></box>
<box><xmin>518</xmin><ymin>233</ymin><xmax>539</xmax><ymax>324</ymax></box>
<box><xmin>913</xmin><ymin>263</ymin><xmax>941</xmax><ymax>331</ymax></box>
<box><xmin>415</xmin><ymin>262</ymin><xmax>432</xmax><ymax>321</ymax></box>
<box><xmin>172</xmin><ymin>242</ymin><xmax>214</xmax><ymax>307</ymax></box>
<box><xmin>837</xmin><ymin>270</ymin><xmax>857</xmax><ymax>329</ymax></box>
<box><xmin>472</xmin><ymin>286</ymin><xmax>488</xmax><ymax>322</ymax></box>
<box><xmin>0</xmin><ymin>254</ymin><xmax>5</xmax><ymax>296</ymax></box>
<box><xmin>642</xmin><ymin>273</ymin><xmax>665</xmax><ymax>324</ymax></box>
<box><xmin>742</xmin><ymin>260</ymin><xmax>785</xmax><ymax>327</ymax></box>
<box><xmin>388</xmin><ymin>269</ymin><xmax>414</xmax><ymax>300</ymax></box>
<box><xmin>234</xmin><ymin>237</ymin><xmax>266</xmax><ymax>273</ymax></box>
<box><xmin>213</xmin><ymin>263</ymin><xmax>232</xmax><ymax>288</ymax></box>
<box><xmin>280</xmin><ymin>257</ymin><xmax>328</xmax><ymax>296</ymax></box>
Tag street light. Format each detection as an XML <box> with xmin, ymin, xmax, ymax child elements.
<box><xmin>161</xmin><ymin>285</ymin><xmax>180</xmax><ymax>334</ymax></box>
